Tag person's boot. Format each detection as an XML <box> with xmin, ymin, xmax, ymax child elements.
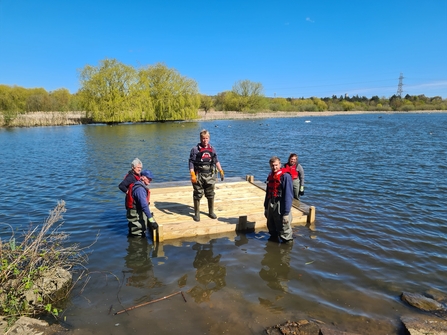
<box><xmin>208</xmin><ymin>198</ymin><xmax>217</xmax><ymax>219</ymax></box>
<box><xmin>193</xmin><ymin>199</ymin><xmax>200</xmax><ymax>222</ymax></box>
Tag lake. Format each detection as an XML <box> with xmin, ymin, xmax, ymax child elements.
<box><xmin>1</xmin><ymin>112</ymin><xmax>446</xmax><ymax>334</ymax></box>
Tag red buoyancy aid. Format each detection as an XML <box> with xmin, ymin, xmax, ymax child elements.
<box><xmin>266</xmin><ymin>168</ymin><xmax>290</xmax><ymax>199</ymax></box>
<box><xmin>283</xmin><ymin>164</ymin><xmax>299</xmax><ymax>179</ymax></box>
<box><xmin>125</xmin><ymin>179</ymin><xmax>150</xmax><ymax>210</ymax></box>
<box><xmin>195</xmin><ymin>144</ymin><xmax>216</xmax><ymax>167</ymax></box>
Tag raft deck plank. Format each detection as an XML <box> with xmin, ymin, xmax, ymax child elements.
<box><xmin>150</xmin><ymin>177</ymin><xmax>316</xmax><ymax>242</ymax></box>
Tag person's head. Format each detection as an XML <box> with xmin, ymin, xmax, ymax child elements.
<box><xmin>131</xmin><ymin>158</ymin><xmax>143</xmax><ymax>175</ymax></box>
<box><xmin>269</xmin><ymin>156</ymin><xmax>281</xmax><ymax>173</ymax></box>
<box><xmin>288</xmin><ymin>153</ymin><xmax>298</xmax><ymax>166</ymax></box>
<box><xmin>200</xmin><ymin>129</ymin><xmax>210</xmax><ymax>147</ymax></box>
<box><xmin>140</xmin><ymin>169</ymin><xmax>153</xmax><ymax>185</ymax></box>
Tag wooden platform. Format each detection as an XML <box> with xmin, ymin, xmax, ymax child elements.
<box><xmin>150</xmin><ymin>176</ymin><xmax>316</xmax><ymax>242</ymax></box>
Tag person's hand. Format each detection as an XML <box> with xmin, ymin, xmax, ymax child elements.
<box><xmin>282</xmin><ymin>216</ymin><xmax>289</xmax><ymax>225</ymax></box>
<box><xmin>149</xmin><ymin>217</ymin><xmax>158</xmax><ymax>229</ymax></box>
<box><xmin>190</xmin><ymin>171</ymin><xmax>197</xmax><ymax>183</ymax></box>
<box><xmin>299</xmin><ymin>186</ymin><xmax>304</xmax><ymax>196</ymax></box>
<box><xmin>219</xmin><ymin>170</ymin><xmax>224</xmax><ymax>181</ymax></box>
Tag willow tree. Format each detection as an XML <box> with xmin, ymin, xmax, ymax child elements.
<box><xmin>231</xmin><ymin>79</ymin><xmax>266</xmax><ymax>111</ymax></box>
<box><xmin>78</xmin><ymin>59</ymin><xmax>139</xmax><ymax>122</ymax></box>
<box><xmin>137</xmin><ymin>63</ymin><xmax>200</xmax><ymax>121</ymax></box>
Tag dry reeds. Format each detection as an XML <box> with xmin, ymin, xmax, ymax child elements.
<box><xmin>0</xmin><ymin>201</ymin><xmax>90</xmax><ymax>323</ymax></box>
<box><xmin>0</xmin><ymin>111</ymin><xmax>87</xmax><ymax>127</ymax></box>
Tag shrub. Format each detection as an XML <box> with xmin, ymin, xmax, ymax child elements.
<box><xmin>0</xmin><ymin>201</ymin><xmax>89</xmax><ymax>325</ymax></box>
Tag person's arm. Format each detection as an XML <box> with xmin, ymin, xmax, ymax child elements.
<box><xmin>297</xmin><ymin>164</ymin><xmax>305</xmax><ymax>186</ymax></box>
<box><xmin>189</xmin><ymin>147</ymin><xmax>196</xmax><ymax>171</ymax></box>
<box><xmin>263</xmin><ymin>184</ymin><xmax>269</xmax><ymax>218</ymax></box>
<box><xmin>213</xmin><ymin>148</ymin><xmax>224</xmax><ymax>180</ymax></box>
<box><xmin>189</xmin><ymin>147</ymin><xmax>198</xmax><ymax>183</ymax></box>
<box><xmin>134</xmin><ymin>187</ymin><xmax>152</xmax><ymax>219</ymax></box>
<box><xmin>282</xmin><ymin>174</ymin><xmax>294</xmax><ymax>215</ymax></box>
<box><xmin>118</xmin><ymin>173</ymin><xmax>132</xmax><ymax>193</ymax></box>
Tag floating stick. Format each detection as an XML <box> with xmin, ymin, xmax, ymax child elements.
<box><xmin>114</xmin><ymin>291</ymin><xmax>185</xmax><ymax>315</ymax></box>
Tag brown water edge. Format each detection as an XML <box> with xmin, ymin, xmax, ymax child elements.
<box><xmin>1</xmin><ymin>110</ymin><xmax>446</xmax><ymax>128</ymax></box>
<box><xmin>61</xmin><ymin>295</ymin><xmax>405</xmax><ymax>335</ymax></box>
<box><xmin>56</xmin><ymin>231</ymin><xmax>411</xmax><ymax>335</ymax></box>
<box><xmin>58</xmin><ymin>280</ymin><xmax>407</xmax><ymax>335</ymax></box>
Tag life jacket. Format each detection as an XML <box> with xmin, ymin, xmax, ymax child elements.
<box><xmin>266</xmin><ymin>168</ymin><xmax>290</xmax><ymax>200</ymax></box>
<box><xmin>284</xmin><ymin>164</ymin><xmax>299</xmax><ymax>180</ymax></box>
<box><xmin>126</xmin><ymin>182</ymin><xmax>150</xmax><ymax>209</ymax></box>
<box><xmin>194</xmin><ymin>144</ymin><xmax>216</xmax><ymax>171</ymax></box>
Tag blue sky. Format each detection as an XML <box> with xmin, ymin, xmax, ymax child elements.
<box><xmin>1</xmin><ymin>0</ymin><xmax>446</xmax><ymax>98</ymax></box>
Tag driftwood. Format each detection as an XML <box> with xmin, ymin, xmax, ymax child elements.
<box><xmin>114</xmin><ymin>291</ymin><xmax>186</xmax><ymax>315</ymax></box>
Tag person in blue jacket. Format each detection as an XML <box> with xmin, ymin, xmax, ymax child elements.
<box><xmin>128</xmin><ymin>169</ymin><xmax>158</xmax><ymax>238</ymax></box>
<box><xmin>264</xmin><ymin>156</ymin><xmax>294</xmax><ymax>243</ymax></box>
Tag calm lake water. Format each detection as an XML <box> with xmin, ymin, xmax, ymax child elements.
<box><xmin>1</xmin><ymin>112</ymin><xmax>446</xmax><ymax>334</ymax></box>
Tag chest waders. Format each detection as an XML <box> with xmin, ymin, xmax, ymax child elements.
<box><xmin>193</xmin><ymin>170</ymin><xmax>217</xmax><ymax>221</ymax></box>
<box><xmin>192</xmin><ymin>144</ymin><xmax>218</xmax><ymax>222</ymax></box>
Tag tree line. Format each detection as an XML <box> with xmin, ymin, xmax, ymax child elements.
<box><xmin>1</xmin><ymin>58</ymin><xmax>446</xmax><ymax>125</ymax></box>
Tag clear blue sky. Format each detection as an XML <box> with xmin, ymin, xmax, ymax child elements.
<box><xmin>1</xmin><ymin>0</ymin><xmax>446</xmax><ymax>98</ymax></box>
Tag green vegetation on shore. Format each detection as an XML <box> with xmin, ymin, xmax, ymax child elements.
<box><xmin>1</xmin><ymin>58</ymin><xmax>446</xmax><ymax>126</ymax></box>
<box><xmin>0</xmin><ymin>202</ymin><xmax>88</xmax><ymax>326</ymax></box>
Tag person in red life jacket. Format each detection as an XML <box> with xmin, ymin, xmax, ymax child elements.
<box><xmin>118</xmin><ymin>158</ymin><xmax>143</xmax><ymax>194</ymax></box>
<box><xmin>189</xmin><ymin>129</ymin><xmax>224</xmax><ymax>222</ymax></box>
<box><xmin>127</xmin><ymin>169</ymin><xmax>158</xmax><ymax>238</ymax></box>
<box><xmin>283</xmin><ymin>153</ymin><xmax>305</xmax><ymax>200</ymax></box>
<box><xmin>264</xmin><ymin>156</ymin><xmax>294</xmax><ymax>243</ymax></box>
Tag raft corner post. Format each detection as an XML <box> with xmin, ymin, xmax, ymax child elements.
<box><xmin>307</xmin><ymin>206</ymin><xmax>316</xmax><ymax>224</ymax></box>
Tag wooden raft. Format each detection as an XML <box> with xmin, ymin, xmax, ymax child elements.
<box><xmin>150</xmin><ymin>176</ymin><xmax>316</xmax><ymax>242</ymax></box>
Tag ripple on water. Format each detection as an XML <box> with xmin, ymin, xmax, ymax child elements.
<box><xmin>1</xmin><ymin>113</ymin><xmax>447</xmax><ymax>334</ymax></box>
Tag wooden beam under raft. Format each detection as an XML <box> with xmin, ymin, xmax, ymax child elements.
<box><xmin>150</xmin><ymin>176</ymin><xmax>316</xmax><ymax>242</ymax></box>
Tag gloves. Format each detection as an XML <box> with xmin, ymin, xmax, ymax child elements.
<box><xmin>148</xmin><ymin>217</ymin><xmax>158</xmax><ymax>230</ymax></box>
<box><xmin>282</xmin><ymin>215</ymin><xmax>289</xmax><ymax>225</ymax></box>
<box><xmin>299</xmin><ymin>185</ymin><xmax>304</xmax><ymax>196</ymax></box>
<box><xmin>219</xmin><ymin>170</ymin><xmax>225</xmax><ymax>181</ymax></box>
<box><xmin>190</xmin><ymin>170</ymin><xmax>197</xmax><ymax>183</ymax></box>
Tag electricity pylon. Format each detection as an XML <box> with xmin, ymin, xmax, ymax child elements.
<box><xmin>397</xmin><ymin>73</ymin><xmax>404</xmax><ymax>97</ymax></box>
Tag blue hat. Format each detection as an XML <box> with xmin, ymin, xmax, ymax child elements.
<box><xmin>141</xmin><ymin>169</ymin><xmax>154</xmax><ymax>179</ymax></box>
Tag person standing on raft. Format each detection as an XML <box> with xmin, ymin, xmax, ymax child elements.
<box><xmin>189</xmin><ymin>129</ymin><xmax>224</xmax><ymax>222</ymax></box>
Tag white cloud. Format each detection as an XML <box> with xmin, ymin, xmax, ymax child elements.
<box><xmin>306</xmin><ymin>17</ymin><xmax>314</xmax><ymax>23</ymax></box>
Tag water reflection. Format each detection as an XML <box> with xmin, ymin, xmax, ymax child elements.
<box><xmin>188</xmin><ymin>241</ymin><xmax>227</xmax><ymax>303</ymax></box>
<box><xmin>259</xmin><ymin>242</ymin><xmax>293</xmax><ymax>292</ymax></box>
<box><xmin>234</xmin><ymin>231</ymin><xmax>249</xmax><ymax>246</ymax></box>
<box><xmin>123</xmin><ymin>237</ymin><xmax>162</xmax><ymax>289</ymax></box>
<box><xmin>258</xmin><ymin>242</ymin><xmax>293</xmax><ymax>312</ymax></box>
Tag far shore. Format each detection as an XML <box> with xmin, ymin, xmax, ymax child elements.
<box><xmin>197</xmin><ymin>109</ymin><xmax>447</xmax><ymax>120</ymax></box>
<box><xmin>1</xmin><ymin>109</ymin><xmax>446</xmax><ymax>127</ymax></box>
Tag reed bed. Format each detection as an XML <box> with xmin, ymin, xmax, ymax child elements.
<box><xmin>0</xmin><ymin>111</ymin><xmax>87</xmax><ymax>127</ymax></box>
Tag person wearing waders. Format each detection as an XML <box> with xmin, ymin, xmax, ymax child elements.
<box><xmin>264</xmin><ymin>156</ymin><xmax>294</xmax><ymax>243</ymax></box>
<box><xmin>283</xmin><ymin>153</ymin><xmax>305</xmax><ymax>200</ymax></box>
<box><xmin>127</xmin><ymin>169</ymin><xmax>158</xmax><ymax>238</ymax></box>
<box><xmin>189</xmin><ymin>129</ymin><xmax>224</xmax><ymax>222</ymax></box>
